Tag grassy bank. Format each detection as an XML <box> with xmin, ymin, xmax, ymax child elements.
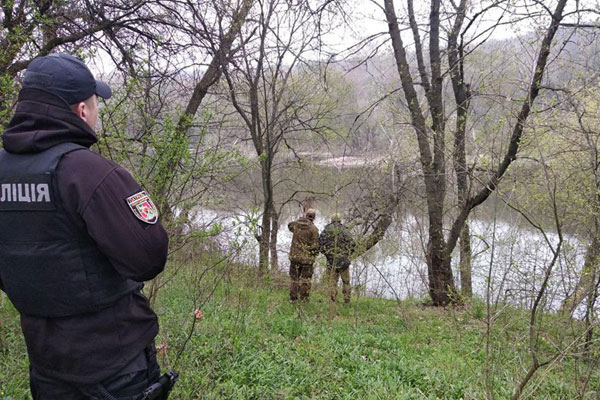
<box><xmin>1</xmin><ymin>260</ymin><xmax>598</xmax><ymax>399</ymax></box>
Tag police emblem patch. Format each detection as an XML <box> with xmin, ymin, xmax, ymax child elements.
<box><xmin>126</xmin><ymin>191</ymin><xmax>159</xmax><ymax>224</ymax></box>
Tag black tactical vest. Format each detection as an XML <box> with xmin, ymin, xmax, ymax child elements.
<box><xmin>0</xmin><ymin>143</ymin><xmax>141</xmax><ymax>317</ymax></box>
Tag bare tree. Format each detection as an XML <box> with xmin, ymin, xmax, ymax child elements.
<box><xmin>382</xmin><ymin>0</ymin><xmax>569</xmax><ymax>305</ymax></box>
<box><xmin>547</xmin><ymin>86</ymin><xmax>600</xmax><ymax>348</ymax></box>
<box><xmin>147</xmin><ymin>0</ymin><xmax>254</xmax><ymax>220</ymax></box>
<box><xmin>1</xmin><ymin>0</ymin><xmax>252</xmax><ymax>104</ymax></box>
<box><xmin>222</xmin><ymin>0</ymin><xmax>340</xmax><ymax>277</ymax></box>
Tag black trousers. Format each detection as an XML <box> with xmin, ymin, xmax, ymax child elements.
<box><xmin>29</xmin><ymin>344</ymin><xmax>161</xmax><ymax>400</ymax></box>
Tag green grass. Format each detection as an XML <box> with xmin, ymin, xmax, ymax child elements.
<box><xmin>1</xmin><ymin>260</ymin><xmax>598</xmax><ymax>399</ymax></box>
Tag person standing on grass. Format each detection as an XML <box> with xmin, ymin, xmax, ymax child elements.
<box><xmin>319</xmin><ymin>214</ymin><xmax>356</xmax><ymax>303</ymax></box>
<box><xmin>0</xmin><ymin>53</ymin><xmax>174</xmax><ymax>399</ymax></box>
<box><xmin>288</xmin><ymin>208</ymin><xmax>319</xmax><ymax>302</ymax></box>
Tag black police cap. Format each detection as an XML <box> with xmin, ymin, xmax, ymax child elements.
<box><xmin>23</xmin><ymin>53</ymin><xmax>111</xmax><ymax>105</ymax></box>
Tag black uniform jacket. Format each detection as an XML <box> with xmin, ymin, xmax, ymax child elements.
<box><xmin>0</xmin><ymin>88</ymin><xmax>169</xmax><ymax>384</ymax></box>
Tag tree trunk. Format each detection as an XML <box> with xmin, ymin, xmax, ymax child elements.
<box><xmin>426</xmin><ymin>185</ymin><xmax>457</xmax><ymax>305</ymax></box>
<box><xmin>384</xmin><ymin>0</ymin><xmax>456</xmax><ymax>306</ymax></box>
<box><xmin>583</xmin><ymin>272</ymin><xmax>599</xmax><ymax>353</ymax></box>
<box><xmin>258</xmin><ymin>156</ymin><xmax>275</xmax><ymax>278</ymax></box>
<box><xmin>352</xmin><ymin>213</ymin><xmax>394</xmax><ymax>259</ymax></box>
<box><xmin>427</xmin><ymin>207</ymin><xmax>456</xmax><ymax>305</ymax></box>
<box><xmin>270</xmin><ymin>209</ymin><xmax>279</xmax><ymax>272</ymax></box>
<box><xmin>459</xmin><ymin>223</ymin><xmax>472</xmax><ymax>297</ymax></box>
<box><xmin>561</xmin><ymin>230</ymin><xmax>600</xmax><ymax>314</ymax></box>
<box><xmin>448</xmin><ymin>0</ymin><xmax>472</xmax><ymax>298</ymax></box>
<box><xmin>258</xmin><ymin>202</ymin><xmax>272</xmax><ymax>278</ymax></box>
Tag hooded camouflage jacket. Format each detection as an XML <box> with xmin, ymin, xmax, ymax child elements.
<box><xmin>288</xmin><ymin>217</ymin><xmax>319</xmax><ymax>264</ymax></box>
<box><xmin>319</xmin><ymin>221</ymin><xmax>356</xmax><ymax>268</ymax></box>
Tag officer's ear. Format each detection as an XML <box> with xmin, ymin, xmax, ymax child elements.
<box><xmin>71</xmin><ymin>101</ymin><xmax>85</xmax><ymax>120</ymax></box>
<box><xmin>70</xmin><ymin>95</ymin><xmax>97</xmax><ymax>123</ymax></box>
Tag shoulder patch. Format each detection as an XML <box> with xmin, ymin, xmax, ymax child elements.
<box><xmin>126</xmin><ymin>191</ymin><xmax>159</xmax><ymax>224</ymax></box>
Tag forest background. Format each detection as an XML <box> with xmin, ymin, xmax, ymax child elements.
<box><xmin>1</xmin><ymin>0</ymin><xmax>600</xmax><ymax>398</ymax></box>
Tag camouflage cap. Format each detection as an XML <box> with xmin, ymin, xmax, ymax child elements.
<box><xmin>331</xmin><ymin>214</ymin><xmax>341</xmax><ymax>223</ymax></box>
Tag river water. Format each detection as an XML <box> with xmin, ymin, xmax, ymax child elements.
<box><xmin>194</xmin><ymin>208</ymin><xmax>590</xmax><ymax>315</ymax></box>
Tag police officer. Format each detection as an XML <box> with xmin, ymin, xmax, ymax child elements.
<box><xmin>288</xmin><ymin>209</ymin><xmax>319</xmax><ymax>302</ymax></box>
<box><xmin>319</xmin><ymin>214</ymin><xmax>356</xmax><ymax>303</ymax></box>
<box><xmin>0</xmin><ymin>54</ymin><xmax>169</xmax><ymax>399</ymax></box>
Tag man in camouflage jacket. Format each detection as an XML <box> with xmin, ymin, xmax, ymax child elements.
<box><xmin>319</xmin><ymin>215</ymin><xmax>356</xmax><ymax>303</ymax></box>
<box><xmin>288</xmin><ymin>209</ymin><xmax>319</xmax><ymax>301</ymax></box>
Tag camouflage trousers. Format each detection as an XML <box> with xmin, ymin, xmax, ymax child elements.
<box><xmin>289</xmin><ymin>261</ymin><xmax>314</xmax><ymax>301</ymax></box>
<box><xmin>326</xmin><ymin>265</ymin><xmax>351</xmax><ymax>303</ymax></box>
